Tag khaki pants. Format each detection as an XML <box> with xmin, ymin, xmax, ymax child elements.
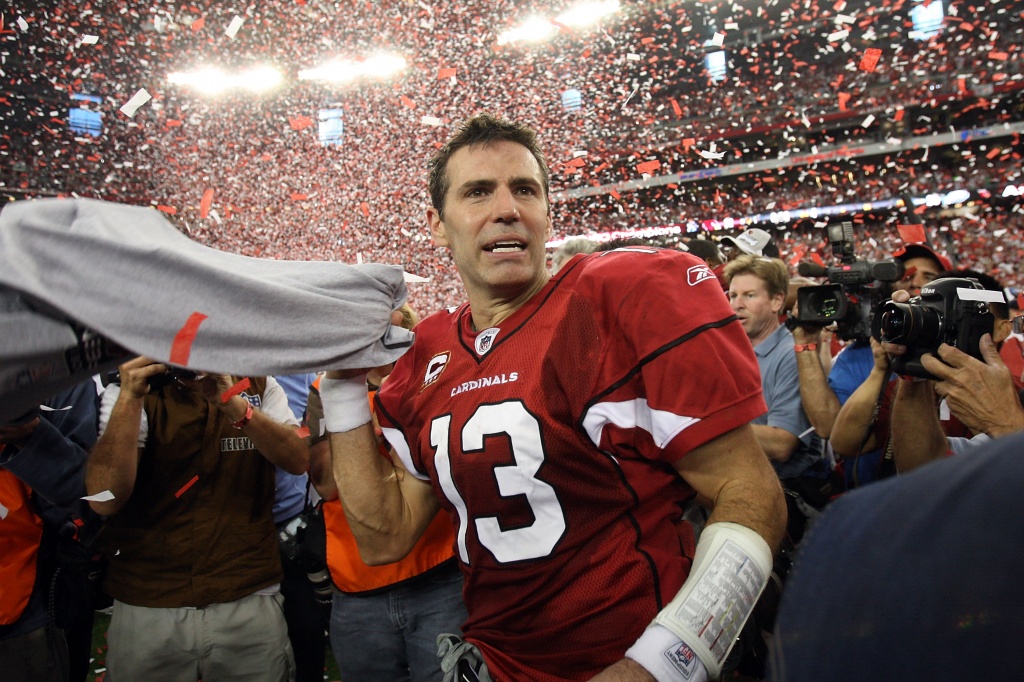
<box><xmin>106</xmin><ymin>592</ymin><xmax>294</xmax><ymax>682</ymax></box>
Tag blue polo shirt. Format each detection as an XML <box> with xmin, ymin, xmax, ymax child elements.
<box><xmin>753</xmin><ymin>324</ymin><xmax>826</xmax><ymax>480</ymax></box>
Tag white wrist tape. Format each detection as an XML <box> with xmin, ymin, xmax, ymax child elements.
<box><xmin>649</xmin><ymin>522</ymin><xmax>773</xmax><ymax>679</ymax></box>
<box><xmin>319</xmin><ymin>375</ymin><xmax>372</xmax><ymax>433</ymax></box>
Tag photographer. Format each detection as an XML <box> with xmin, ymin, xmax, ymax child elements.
<box><xmin>827</xmin><ymin>244</ymin><xmax>951</xmax><ymax>485</ymax></box>
<box><xmin>86</xmin><ymin>358</ymin><xmax>308</xmax><ymax>682</ymax></box>
<box><xmin>885</xmin><ymin>273</ymin><xmax>1023</xmax><ymax>472</ymax></box>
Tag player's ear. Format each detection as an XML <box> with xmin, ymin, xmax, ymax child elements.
<box><xmin>427</xmin><ymin>207</ymin><xmax>449</xmax><ymax>248</ymax></box>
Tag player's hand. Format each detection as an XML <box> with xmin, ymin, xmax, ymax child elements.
<box><xmin>924</xmin><ymin>334</ymin><xmax>1024</xmax><ymax>437</ymax></box>
<box><xmin>791</xmin><ymin>324</ymin><xmax>822</xmax><ymax>346</ymax></box>
<box><xmin>179</xmin><ymin>373</ymin><xmax>234</xmax><ymax>404</ymax></box>
<box><xmin>117</xmin><ymin>356</ymin><xmax>169</xmax><ymax>399</ymax></box>
<box><xmin>325</xmin><ymin>309</ymin><xmax>405</xmax><ymax>381</ymax></box>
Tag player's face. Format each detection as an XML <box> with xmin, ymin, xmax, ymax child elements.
<box><xmin>427</xmin><ymin>141</ymin><xmax>552</xmax><ymax>303</ymax></box>
<box><xmin>729</xmin><ymin>273</ymin><xmax>784</xmax><ymax>343</ymax></box>
<box><xmin>895</xmin><ymin>257</ymin><xmax>941</xmax><ymax>296</ymax></box>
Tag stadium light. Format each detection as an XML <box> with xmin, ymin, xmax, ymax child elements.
<box><xmin>167</xmin><ymin>65</ymin><xmax>283</xmax><ymax>94</ymax></box>
<box><xmin>497</xmin><ymin>17</ymin><xmax>557</xmax><ymax>45</ymax></box>
<box><xmin>498</xmin><ymin>1</ymin><xmax>620</xmax><ymax>45</ymax></box>
<box><xmin>298</xmin><ymin>54</ymin><xmax>407</xmax><ymax>84</ymax></box>
<box><xmin>555</xmin><ymin>0</ymin><xmax>620</xmax><ymax>28</ymax></box>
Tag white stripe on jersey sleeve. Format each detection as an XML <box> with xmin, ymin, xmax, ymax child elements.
<box><xmin>582</xmin><ymin>399</ymin><xmax>701</xmax><ymax>449</ymax></box>
<box><xmin>379</xmin><ymin>426</ymin><xmax>430</xmax><ymax>481</ymax></box>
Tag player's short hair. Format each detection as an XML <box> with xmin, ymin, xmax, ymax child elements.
<box><xmin>428</xmin><ymin>113</ymin><xmax>550</xmax><ymax>218</ymax></box>
<box><xmin>724</xmin><ymin>254</ymin><xmax>790</xmax><ymax>300</ymax></box>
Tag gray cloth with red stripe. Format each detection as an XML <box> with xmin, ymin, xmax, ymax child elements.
<box><xmin>0</xmin><ymin>198</ymin><xmax>413</xmax><ymax>423</ymax></box>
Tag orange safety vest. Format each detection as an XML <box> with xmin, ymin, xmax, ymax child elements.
<box><xmin>0</xmin><ymin>464</ymin><xmax>44</xmax><ymax>625</ymax></box>
<box><xmin>316</xmin><ymin>381</ymin><xmax>457</xmax><ymax>593</ymax></box>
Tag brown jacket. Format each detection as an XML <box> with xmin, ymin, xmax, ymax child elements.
<box><xmin>99</xmin><ymin>378</ymin><xmax>281</xmax><ymax>608</ymax></box>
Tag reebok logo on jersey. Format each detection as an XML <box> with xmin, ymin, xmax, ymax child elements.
<box><xmin>664</xmin><ymin>642</ymin><xmax>699</xmax><ymax>679</ymax></box>
<box><xmin>423</xmin><ymin>351</ymin><xmax>450</xmax><ymax>390</ymax></box>
<box><xmin>687</xmin><ymin>264</ymin><xmax>715</xmax><ymax>286</ymax></box>
<box><xmin>475</xmin><ymin>327</ymin><xmax>500</xmax><ymax>355</ymax></box>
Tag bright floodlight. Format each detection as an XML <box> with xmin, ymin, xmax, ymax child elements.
<box><xmin>556</xmin><ymin>0</ymin><xmax>620</xmax><ymax>28</ymax></box>
<box><xmin>298</xmin><ymin>54</ymin><xmax>407</xmax><ymax>84</ymax></box>
<box><xmin>497</xmin><ymin>16</ymin><xmax>557</xmax><ymax>45</ymax></box>
<box><xmin>497</xmin><ymin>1</ymin><xmax>620</xmax><ymax>45</ymax></box>
<box><xmin>167</xmin><ymin>65</ymin><xmax>283</xmax><ymax>94</ymax></box>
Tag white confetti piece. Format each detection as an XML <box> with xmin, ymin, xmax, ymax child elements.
<box><xmin>0</xmin><ymin>502</ymin><xmax>8</xmax><ymax>520</ymax></box>
<box><xmin>119</xmin><ymin>88</ymin><xmax>152</xmax><ymax>117</ymax></box>
<box><xmin>40</xmin><ymin>404</ymin><xmax>73</xmax><ymax>412</ymax></box>
<box><xmin>420</xmin><ymin>115</ymin><xmax>442</xmax><ymax>126</ymax></box>
<box><xmin>828</xmin><ymin>29</ymin><xmax>849</xmax><ymax>42</ymax></box>
<box><xmin>861</xmin><ymin>114</ymin><xmax>875</xmax><ymax>127</ymax></box>
<box><xmin>17</xmin><ymin>16</ymin><xmax>28</xmax><ymax>31</ymax></box>
<box><xmin>82</xmin><ymin>490</ymin><xmax>116</xmax><ymax>503</ymax></box>
<box><xmin>710</xmin><ymin>32</ymin><xmax>725</xmax><ymax>47</ymax></box>
<box><xmin>356</xmin><ymin>253</ymin><xmax>364</xmax><ymax>265</ymax></box>
<box><xmin>82</xmin><ymin>35</ymin><xmax>99</xmax><ymax>44</ymax></box>
<box><xmin>835</xmin><ymin>14</ymin><xmax>856</xmax><ymax>24</ymax></box>
<box><xmin>626</xmin><ymin>53</ymin><xmax>641</xmax><ymax>61</ymax></box>
<box><xmin>724</xmin><ymin>22</ymin><xmax>739</xmax><ymax>30</ymax></box>
<box><xmin>225</xmin><ymin>15</ymin><xmax>244</xmax><ymax>38</ymax></box>
<box><xmin>404</xmin><ymin>272</ymin><xmax>431</xmax><ymax>283</ymax></box>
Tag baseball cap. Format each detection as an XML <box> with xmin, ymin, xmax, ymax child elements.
<box><xmin>720</xmin><ymin>228</ymin><xmax>781</xmax><ymax>259</ymax></box>
<box><xmin>892</xmin><ymin>244</ymin><xmax>952</xmax><ymax>272</ymax></box>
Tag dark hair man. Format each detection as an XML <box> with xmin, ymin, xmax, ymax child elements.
<box><xmin>321</xmin><ymin>114</ymin><xmax>785</xmax><ymax>682</ymax></box>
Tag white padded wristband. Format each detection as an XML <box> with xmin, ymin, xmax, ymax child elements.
<box><xmin>626</xmin><ymin>624</ymin><xmax>710</xmax><ymax>682</ymax></box>
<box><xmin>650</xmin><ymin>522</ymin><xmax>773</xmax><ymax>679</ymax></box>
<box><xmin>319</xmin><ymin>375</ymin><xmax>372</xmax><ymax>433</ymax></box>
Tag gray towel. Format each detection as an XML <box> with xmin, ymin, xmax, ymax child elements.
<box><xmin>0</xmin><ymin>198</ymin><xmax>413</xmax><ymax>422</ymax></box>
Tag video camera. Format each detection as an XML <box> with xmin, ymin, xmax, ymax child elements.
<box><xmin>877</xmin><ymin>277</ymin><xmax>995</xmax><ymax>380</ymax></box>
<box><xmin>787</xmin><ymin>221</ymin><xmax>904</xmax><ymax>342</ymax></box>
<box><xmin>108</xmin><ymin>367</ymin><xmax>203</xmax><ymax>389</ymax></box>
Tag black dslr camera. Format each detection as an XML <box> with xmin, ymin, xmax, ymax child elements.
<box><xmin>876</xmin><ymin>277</ymin><xmax>995</xmax><ymax>380</ymax></box>
<box><xmin>788</xmin><ymin>221</ymin><xmax>905</xmax><ymax>342</ymax></box>
<box><xmin>108</xmin><ymin>367</ymin><xmax>203</xmax><ymax>389</ymax></box>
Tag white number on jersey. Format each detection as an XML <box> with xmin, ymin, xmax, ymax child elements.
<box><xmin>431</xmin><ymin>400</ymin><xmax>567</xmax><ymax>564</ymax></box>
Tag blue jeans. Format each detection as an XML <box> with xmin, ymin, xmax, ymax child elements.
<box><xmin>329</xmin><ymin>560</ymin><xmax>467</xmax><ymax>682</ymax></box>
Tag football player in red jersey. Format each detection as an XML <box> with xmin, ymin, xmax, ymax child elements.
<box><xmin>320</xmin><ymin>114</ymin><xmax>786</xmax><ymax>682</ymax></box>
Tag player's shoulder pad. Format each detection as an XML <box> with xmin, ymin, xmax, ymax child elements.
<box><xmin>571</xmin><ymin>246</ymin><xmax>718</xmax><ymax>292</ymax></box>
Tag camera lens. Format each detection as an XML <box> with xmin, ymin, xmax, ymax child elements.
<box><xmin>879</xmin><ymin>302</ymin><xmax>942</xmax><ymax>346</ymax></box>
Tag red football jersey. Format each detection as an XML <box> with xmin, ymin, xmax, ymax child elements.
<box><xmin>375</xmin><ymin>247</ymin><xmax>766</xmax><ymax>681</ymax></box>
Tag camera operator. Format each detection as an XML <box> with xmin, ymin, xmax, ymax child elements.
<box><xmin>85</xmin><ymin>357</ymin><xmax>308</xmax><ymax>682</ymax></box>
<box><xmin>828</xmin><ymin>244</ymin><xmax>952</xmax><ymax>486</ymax></box>
<box><xmin>885</xmin><ymin>272</ymin><xmax>1023</xmax><ymax>472</ymax></box>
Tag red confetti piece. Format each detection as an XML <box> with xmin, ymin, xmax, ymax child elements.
<box><xmin>636</xmin><ymin>160</ymin><xmax>661</xmax><ymax>174</ymax></box>
<box><xmin>894</xmin><ymin>108</ymin><xmax>905</xmax><ymax>121</ymax></box>
<box><xmin>175</xmin><ymin>474</ymin><xmax>199</xmax><ymax>498</ymax></box>
<box><xmin>897</xmin><ymin>224</ymin><xmax>927</xmax><ymax>244</ymax></box>
<box><xmin>670</xmin><ymin>98</ymin><xmax>682</xmax><ymax>117</ymax></box>
<box><xmin>221</xmin><ymin>378</ymin><xmax>251</xmax><ymax>403</ymax></box>
<box><xmin>989</xmin><ymin>51</ymin><xmax>1009</xmax><ymax>61</ymax></box>
<box><xmin>399</xmin><ymin>95</ymin><xmax>416</xmax><ymax>108</ymax></box>
<box><xmin>437</xmin><ymin>67</ymin><xmax>456</xmax><ymax>79</ymax></box>
<box><xmin>169</xmin><ymin>311</ymin><xmax>208</xmax><ymax>365</ymax></box>
<box><xmin>609</xmin><ymin>189</ymin><xmax>621</xmax><ymax>200</ymax></box>
<box><xmin>157</xmin><ymin>205</ymin><xmax>177</xmax><ymax>215</ymax></box>
<box><xmin>859</xmin><ymin>48</ymin><xmax>882</xmax><ymax>72</ymax></box>
<box><xmin>565</xmin><ymin>157</ymin><xmax>586</xmax><ymax>168</ymax></box>
<box><xmin>200</xmin><ymin>189</ymin><xmax>214</xmax><ymax>219</ymax></box>
<box><xmin>290</xmin><ymin>193</ymin><xmax>308</xmax><ymax>201</ymax></box>
<box><xmin>289</xmin><ymin>115</ymin><xmax>314</xmax><ymax>131</ymax></box>
<box><xmin>986</xmin><ymin>147</ymin><xmax>1002</xmax><ymax>159</ymax></box>
<box><xmin>957</xmin><ymin>78</ymin><xmax>969</xmax><ymax>94</ymax></box>
<box><xmin>191</xmin><ymin>16</ymin><xmax>205</xmax><ymax>32</ymax></box>
<box><xmin>641</xmin><ymin>36</ymin><xmax>655</xmax><ymax>44</ymax></box>
<box><xmin>360</xmin><ymin>201</ymin><xmax>370</xmax><ymax>218</ymax></box>
<box><xmin>682</xmin><ymin>138</ymin><xmax>696</xmax><ymax>152</ymax></box>
<box><xmin>837</xmin><ymin>93</ymin><xmax>851</xmax><ymax>111</ymax></box>
<box><xmin>811</xmin><ymin>252</ymin><xmax>825</xmax><ymax>267</ymax></box>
